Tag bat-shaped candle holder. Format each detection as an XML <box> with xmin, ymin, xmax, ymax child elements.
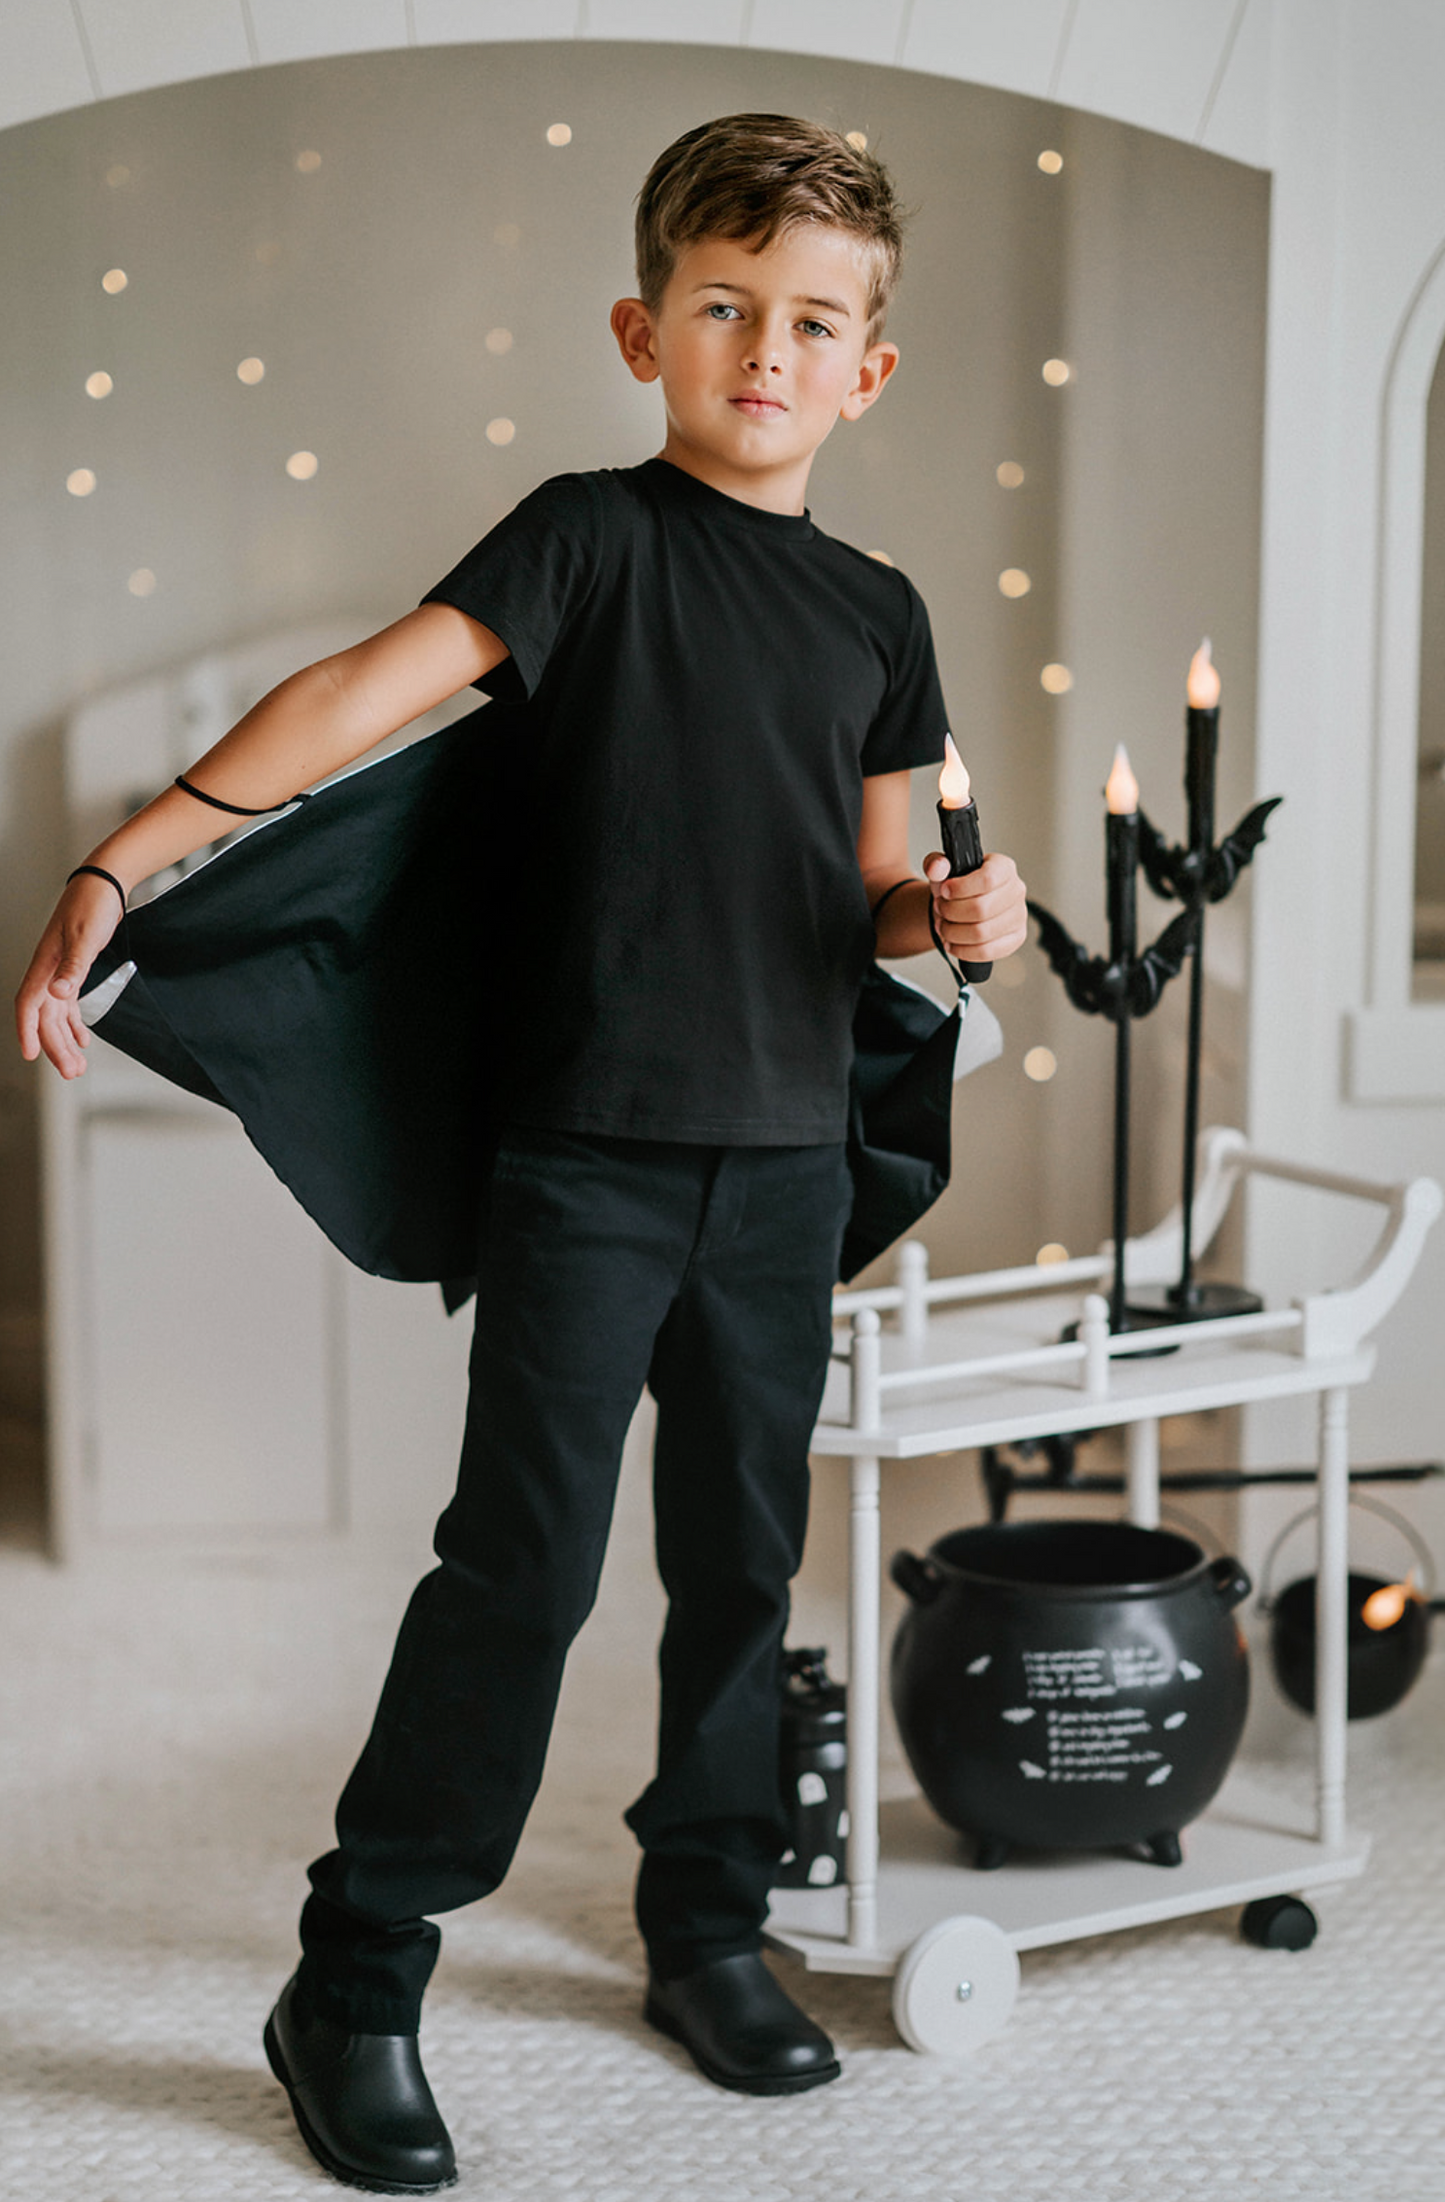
<box><xmin>1027</xmin><ymin>746</ymin><xmax>1195</xmax><ymax>1335</ymax></box>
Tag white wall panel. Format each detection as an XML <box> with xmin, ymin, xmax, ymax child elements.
<box><xmin>246</xmin><ymin>2</ymin><xmax>410</xmax><ymax>69</ymax></box>
<box><xmin>412</xmin><ymin>0</ymin><xmax>579</xmax><ymax>45</ymax></box>
<box><xmin>86</xmin><ymin>1113</ymin><xmax>335</xmax><ymax>1533</ymax></box>
<box><xmin>746</xmin><ymin>0</ymin><xmax>907</xmax><ymax>70</ymax></box>
<box><xmin>343</xmin><ymin>1269</ymin><xmax>471</xmax><ymax>1534</ymax></box>
<box><xmin>899</xmin><ymin>0</ymin><xmax>1069</xmax><ymax>101</ymax></box>
<box><xmin>77</xmin><ymin>1</ymin><xmax>252</xmax><ymax>102</ymax></box>
<box><xmin>1056</xmin><ymin>0</ymin><xmax>1242</xmax><ymax>146</ymax></box>
<box><xmin>586</xmin><ymin>0</ymin><xmax>743</xmax><ymax>44</ymax></box>
<box><xmin>1197</xmin><ymin>0</ymin><xmax>1269</xmax><ymax>168</ymax></box>
<box><xmin>0</xmin><ymin>6</ymin><xmax>95</xmax><ymax>131</ymax></box>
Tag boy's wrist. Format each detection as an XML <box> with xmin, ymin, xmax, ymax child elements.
<box><xmin>871</xmin><ymin>875</ymin><xmax>934</xmax><ymax>960</ymax></box>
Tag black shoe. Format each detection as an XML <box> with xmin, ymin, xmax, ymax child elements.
<box><xmin>264</xmin><ymin>1975</ymin><xmax>457</xmax><ymax>2194</ymax></box>
<box><xmin>644</xmin><ymin>1952</ymin><xmax>841</xmax><ymax>2096</ymax></box>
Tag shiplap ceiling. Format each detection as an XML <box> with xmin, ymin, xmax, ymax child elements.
<box><xmin>1</xmin><ymin>2</ymin><xmax>1269</xmax><ymax>166</ymax></box>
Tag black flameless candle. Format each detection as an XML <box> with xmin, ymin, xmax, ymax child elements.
<box><xmin>1105</xmin><ymin>744</ymin><xmax>1140</xmax><ymax>1334</ymax></box>
<box><xmin>1105</xmin><ymin>744</ymin><xmax>1140</xmax><ymax>966</ymax></box>
<box><xmin>1185</xmin><ymin>639</ymin><xmax>1221</xmax><ymax>855</ymax></box>
<box><xmin>1175</xmin><ymin>639</ymin><xmax>1222</xmax><ymax>1308</ymax></box>
<box><xmin>936</xmin><ymin>733</ymin><xmax>992</xmax><ymax>983</ymax></box>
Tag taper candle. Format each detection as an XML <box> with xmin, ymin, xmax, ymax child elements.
<box><xmin>1185</xmin><ymin>638</ymin><xmax>1221</xmax><ymax>855</ymax></box>
<box><xmin>936</xmin><ymin>733</ymin><xmax>992</xmax><ymax>983</ymax></box>
<box><xmin>1105</xmin><ymin>744</ymin><xmax>1140</xmax><ymax>967</ymax></box>
<box><xmin>1104</xmin><ymin>743</ymin><xmax>1140</xmax><ymax>1336</ymax></box>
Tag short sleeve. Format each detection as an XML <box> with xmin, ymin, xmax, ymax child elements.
<box><xmin>421</xmin><ymin>472</ymin><xmax>603</xmax><ymax>699</ymax></box>
<box><xmin>859</xmin><ymin>570</ymin><xmax>950</xmax><ymax>778</ymax></box>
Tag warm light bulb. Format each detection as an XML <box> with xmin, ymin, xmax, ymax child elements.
<box><xmin>485</xmin><ymin>328</ymin><xmax>513</xmax><ymax>355</ymax></box>
<box><xmin>1023</xmin><ymin>1047</ymin><xmax>1057</xmax><ymax>1082</ymax></box>
<box><xmin>101</xmin><ymin>268</ymin><xmax>128</xmax><ymax>295</ymax></box>
<box><xmin>864</xmin><ymin>549</ymin><xmax>894</xmax><ymax>565</ymax></box>
<box><xmin>236</xmin><ymin>357</ymin><xmax>265</xmax><ymax>384</ymax></box>
<box><xmin>1036</xmin><ymin>1242</ymin><xmax>1070</xmax><ymax>1266</ymax></box>
<box><xmin>85</xmin><ymin>371</ymin><xmax>113</xmax><ymax>398</ymax></box>
<box><xmin>1040</xmin><ymin>663</ymin><xmax>1073</xmax><ymax>694</ymax></box>
<box><xmin>295</xmin><ymin>149</ymin><xmax>322</xmax><ymax>173</ymax></box>
<box><xmin>546</xmin><ymin>123</ymin><xmax>572</xmax><ymax>147</ymax></box>
<box><xmin>996</xmin><ymin>461</ymin><xmax>1024</xmax><ymax>488</ymax></box>
<box><xmin>66</xmin><ymin>468</ymin><xmax>97</xmax><ymax>497</ymax></box>
<box><xmin>845</xmin><ymin>131</ymin><xmax>869</xmax><ymax>151</ymax></box>
<box><xmin>1038</xmin><ymin>150</ymin><xmax>1064</xmax><ymax>175</ymax></box>
<box><xmin>1187</xmin><ymin>637</ymin><xmax>1222</xmax><ymax>709</ymax></box>
<box><xmin>998</xmin><ymin>569</ymin><xmax>1031</xmax><ymax>598</ymax></box>
<box><xmin>1105</xmin><ymin>744</ymin><xmax>1140</xmax><ymax>815</ymax></box>
<box><xmin>128</xmin><ymin>568</ymin><xmax>156</xmax><ymax>597</ymax></box>
<box><xmin>286</xmin><ymin>450</ymin><xmax>318</xmax><ymax>480</ymax></box>
<box><xmin>485</xmin><ymin>418</ymin><xmax>516</xmax><ymax>446</ymax></box>
<box><xmin>1042</xmin><ymin>358</ymin><xmax>1071</xmax><ymax>386</ymax></box>
<box><xmin>1361</xmin><ymin>1570</ymin><xmax>1415</xmax><ymax>1631</ymax></box>
<box><xmin>938</xmin><ymin>732</ymin><xmax>971</xmax><ymax>809</ymax></box>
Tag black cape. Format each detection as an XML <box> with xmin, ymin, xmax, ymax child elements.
<box><xmin>81</xmin><ymin>711</ymin><xmax>958</xmax><ymax>1297</ymax></box>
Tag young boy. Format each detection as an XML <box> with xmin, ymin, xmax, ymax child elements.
<box><xmin>17</xmin><ymin>114</ymin><xmax>1026</xmax><ymax>2191</ymax></box>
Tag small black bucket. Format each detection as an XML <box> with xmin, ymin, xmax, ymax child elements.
<box><xmin>1260</xmin><ymin>1495</ymin><xmax>1438</xmax><ymax>1721</ymax></box>
<box><xmin>774</xmin><ymin>1648</ymin><xmax>847</xmax><ymax>1889</ymax></box>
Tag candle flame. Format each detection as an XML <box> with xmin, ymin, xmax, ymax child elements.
<box><xmin>1187</xmin><ymin>637</ymin><xmax>1221</xmax><ymax>710</ymax></box>
<box><xmin>1361</xmin><ymin>1569</ymin><xmax>1416</xmax><ymax>1631</ymax></box>
<box><xmin>1104</xmin><ymin>743</ymin><xmax>1140</xmax><ymax>815</ymax></box>
<box><xmin>938</xmin><ymin>731</ymin><xmax>971</xmax><ymax>809</ymax></box>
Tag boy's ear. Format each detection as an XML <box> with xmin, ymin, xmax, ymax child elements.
<box><xmin>610</xmin><ymin>298</ymin><xmax>661</xmax><ymax>384</ymax></box>
<box><xmin>839</xmin><ymin>340</ymin><xmax>900</xmax><ymax>423</ymax></box>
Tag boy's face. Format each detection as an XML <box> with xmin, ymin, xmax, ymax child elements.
<box><xmin>610</xmin><ymin>226</ymin><xmax>898</xmax><ymax>512</ymax></box>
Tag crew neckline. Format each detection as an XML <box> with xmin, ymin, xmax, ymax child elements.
<box><xmin>638</xmin><ymin>455</ymin><xmax>815</xmax><ymax>538</ymax></box>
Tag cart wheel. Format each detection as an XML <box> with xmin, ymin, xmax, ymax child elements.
<box><xmin>891</xmin><ymin>1915</ymin><xmax>1020</xmax><ymax>2056</ymax></box>
<box><xmin>1240</xmin><ymin>1895</ymin><xmax>1318</xmax><ymax>1951</ymax></box>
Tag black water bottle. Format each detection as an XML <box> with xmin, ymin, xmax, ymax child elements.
<box><xmin>773</xmin><ymin>1648</ymin><xmax>848</xmax><ymax>1889</ymax></box>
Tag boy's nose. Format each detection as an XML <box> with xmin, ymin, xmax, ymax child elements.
<box><xmin>742</xmin><ymin>349</ymin><xmax>784</xmax><ymax>375</ymax></box>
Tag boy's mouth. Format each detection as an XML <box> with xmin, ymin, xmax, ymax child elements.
<box><xmin>729</xmin><ymin>394</ymin><xmax>787</xmax><ymax>417</ymax></box>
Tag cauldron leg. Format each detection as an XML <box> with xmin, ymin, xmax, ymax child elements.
<box><xmin>971</xmin><ymin>1833</ymin><xmax>1011</xmax><ymax>1872</ymax></box>
<box><xmin>1143</xmin><ymin>1829</ymin><xmax>1183</xmax><ymax>1867</ymax></box>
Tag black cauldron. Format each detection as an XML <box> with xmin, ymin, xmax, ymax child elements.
<box><xmin>890</xmin><ymin>1520</ymin><xmax>1251</xmax><ymax>1869</ymax></box>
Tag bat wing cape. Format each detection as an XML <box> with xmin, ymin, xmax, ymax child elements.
<box><xmin>81</xmin><ymin>709</ymin><xmax>979</xmax><ymax>1293</ymax></box>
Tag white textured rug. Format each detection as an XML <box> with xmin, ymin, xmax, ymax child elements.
<box><xmin>2</xmin><ymin>1497</ymin><xmax>1442</xmax><ymax>2202</ymax></box>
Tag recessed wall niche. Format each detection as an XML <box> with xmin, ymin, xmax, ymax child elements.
<box><xmin>0</xmin><ymin>42</ymin><xmax>1268</xmax><ymax>1443</ymax></box>
<box><xmin>1415</xmin><ymin>338</ymin><xmax>1445</xmax><ymax>993</ymax></box>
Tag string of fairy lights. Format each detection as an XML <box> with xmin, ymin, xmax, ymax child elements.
<box><xmin>63</xmin><ymin>114</ymin><xmax>1079</xmax><ymax>1256</ymax></box>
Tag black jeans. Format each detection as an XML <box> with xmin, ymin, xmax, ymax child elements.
<box><xmin>297</xmin><ymin>1128</ymin><xmax>850</xmax><ymax>2033</ymax></box>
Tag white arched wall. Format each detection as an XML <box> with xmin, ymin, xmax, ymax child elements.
<box><xmin>4</xmin><ymin>1</ymin><xmax>1444</xmax><ymax>1499</ymax></box>
<box><xmin>2</xmin><ymin>2</ymin><xmax>1270</xmax><ymax>164</ymax></box>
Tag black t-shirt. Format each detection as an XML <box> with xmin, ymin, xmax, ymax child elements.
<box><xmin>422</xmin><ymin>456</ymin><xmax>948</xmax><ymax>1143</ymax></box>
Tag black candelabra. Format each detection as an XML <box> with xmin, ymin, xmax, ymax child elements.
<box><xmin>1026</xmin><ymin>644</ymin><xmax>1282</xmax><ymax>1334</ymax></box>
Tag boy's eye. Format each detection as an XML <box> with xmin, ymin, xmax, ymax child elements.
<box><xmin>799</xmin><ymin>319</ymin><xmax>834</xmax><ymax>339</ymax></box>
<box><xmin>705</xmin><ymin>301</ymin><xmax>742</xmax><ymax>321</ymax></box>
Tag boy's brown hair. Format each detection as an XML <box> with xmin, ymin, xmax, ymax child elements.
<box><xmin>635</xmin><ymin>113</ymin><xmax>906</xmax><ymax>342</ymax></box>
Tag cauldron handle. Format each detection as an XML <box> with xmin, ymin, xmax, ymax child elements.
<box><xmin>1208</xmin><ymin>1555</ymin><xmax>1252</xmax><ymax>1612</ymax></box>
<box><xmin>890</xmin><ymin>1550</ymin><xmax>944</xmax><ymax>1605</ymax></box>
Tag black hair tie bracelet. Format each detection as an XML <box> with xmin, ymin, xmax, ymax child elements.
<box><xmin>174</xmin><ymin>774</ymin><xmax>309</xmax><ymax>815</ymax></box>
<box><xmin>66</xmin><ymin>865</ymin><xmax>128</xmax><ymax>912</ymax></box>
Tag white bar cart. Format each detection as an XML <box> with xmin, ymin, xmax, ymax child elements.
<box><xmin>766</xmin><ymin>1129</ymin><xmax>1442</xmax><ymax>2054</ymax></box>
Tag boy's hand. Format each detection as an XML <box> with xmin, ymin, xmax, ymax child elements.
<box><xmin>923</xmin><ymin>850</ymin><xmax>1028</xmax><ymax>965</ymax></box>
<box><xmin>14</xmin><ymin>873</ymin><xmax>126</xmax><ymax>1079</ymax></box>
